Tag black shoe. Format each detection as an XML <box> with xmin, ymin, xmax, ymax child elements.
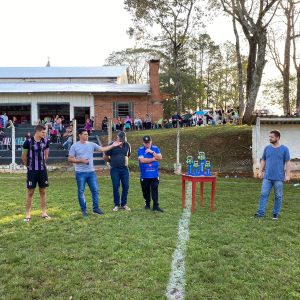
<box><xmin>145</xmin><ymin>205</ymin><xmax>151</xmax><ymax>210</ymax></box>
<box><xmin>272</xmin><ymin>214</ymin><xmax>278</xmax><ymax>220</ymax></box>
<box><xmin>254</xmin><ymin>213</ymin><xmax>264</xmax><ymax>218</ymax></box>
<box><xmin>82</xmin><ymin>210</ymin><xmax>88</xmax><ymax>217</ymax></box>
<box><xmin>93</xmin><ymin>209</ymin><xmax>104</xmax><ymax>215</ymax></box>
<box><xmin>153</xmin><ymin>207</ymin><xmax>164</xmax><ymax>212</ymax></box>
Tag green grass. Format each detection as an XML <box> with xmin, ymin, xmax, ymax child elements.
<box><xmin>100</xmin><ymin>125</ymin><xmax>252</xmax><ymax>173</ymax></box>
<box><xmin>0</xmin><ymin>173</ymin><xmax>299</xmax><ymax>299</ymax></box>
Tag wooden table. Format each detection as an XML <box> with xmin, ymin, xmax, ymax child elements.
<box><xmin>181</xmin><ymin>174</ymin><xmax>217</xmax><ymax>213</ymax></box>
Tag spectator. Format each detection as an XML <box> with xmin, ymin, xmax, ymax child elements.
<box><xmin>68</xmin><ymin>128</ymin><xmax>122</xmax><ymax>217</ymax></box>
<box><xmin>84</xmin><ymin>118</ymin><xmax>93</xmax><ymax>135</ymax></box>
<box><xmin>164</xmin><ymin>119</ymin><xmax>173</xmax><ymax>128</ymax></box>
<box><xmin>25</xmin><ymin>132</ymin><xmax>31</xmax><ymax>141</ymax></box>
<box><xmin>90</xmin><ymin>116</ymin><xmax>95</xmax><ymax>128</ymax></box>
<box><xmin>1</xmin><ymin>113</ymin><xmax>8</xmax><ymax>128</ymax></box>
<box><xmin>53</xmin><ymin>117</ymin><xmax>63</xmax><ymax>134</ymax></box>
<box><xmin>143</xmin><ymin>114</ymin><xmax>152</xmax><ymax>129</ymax></box>
<box><xmin>62</xmin><ymin>126</ymin><xmax>73</xmax><ymax>150</ymax></box>
<box><xmin>171</xmin><ymin>112</ymin><xmax>182</xmax><ymax>128</ymax></box>
<box><xmin>197</xmin><ymin>116</ymin><xmax>204</xmax><ymax>126</ymax></box>
<box><xmin>104</xmin><ymin>131</ymin><xmax>131</xmax><ymax>211</ymax></box>
<box><xmin>124</xmin><ymin>115</ymin><xmax>133</xmax><ymax>130</ymax></box>
<box><xmin>134</xmin><ymin>115</ymin><xmax>143</xmax><ymax>130</ymax></box>
<box><xmin>102</xmin><ymin>116</ymin><xmax>108</xmax><ymax>131</ymax></box>
<box><xmin>138</xmin><ymin>135</ymin><xmax>164</xmax><ymax>212</ymax></box>
<box><xmin>12</xmin><ymin>116</ymin><xmax>18</xmax><ymax>127</ymax></box>
<box><xmin>114</xmin><ymin>117</ymin><xmax>123</xmax><ymax>131</ymax></box>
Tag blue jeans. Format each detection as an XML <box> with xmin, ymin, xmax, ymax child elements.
<box><xmin>75</xmin><ymin>171</ymin><xmax>99</xmax><ymax>212</ymax></box>
<box><xmin>257</xmin><ymin>179</ymin><xmax>283</xmax><ymax>216</ymax></box>
<box><xmin>110</xmin><ymin>167</ymin><xmax>129</xmax><ymax>207</ymax></box>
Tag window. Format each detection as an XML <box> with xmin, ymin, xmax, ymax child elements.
<box><xmin>113</xmin><ymin>102</ymin><xmax>134</xmax><ymax>118</ymax></box>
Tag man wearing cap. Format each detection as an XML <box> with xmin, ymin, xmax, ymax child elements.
<box><xmin>104</xmin><ymin>131</ymin><xmax>131</xmax><ymax>211</ymax></box>
<box><xmin>138</xmin><ymin>135</ymin><xmax>163</xmax><ymax>212</ymax></box>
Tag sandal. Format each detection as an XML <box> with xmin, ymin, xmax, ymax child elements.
<box><xmin>23</xmin><ymin>217</ymin><xmax>31</xmax><ymax>222</ymax></box>
<box><xmin>42</xmin><ymin>215</ymin><xmax>51</xmax><ymax>220</ymax></box>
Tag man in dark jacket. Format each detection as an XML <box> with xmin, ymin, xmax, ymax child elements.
<box><xmin>104</xmin><ymin>131</ymin><xmax>131</xmax><ymax>211</ymax></box>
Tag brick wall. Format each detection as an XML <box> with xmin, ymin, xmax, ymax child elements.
<box><xmin>94</xmin><ymin>94</ymin><xmax>163</xmax><ymax>129</ymax></box>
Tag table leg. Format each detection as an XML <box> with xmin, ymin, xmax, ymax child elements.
<box><xmin>211</xmin><ymin>179</ymin><xmax>216</xmax><ymax>211</ymax></box>
<box><xmin>182</xmin><ymin>177</ymin><xmax>185</xmax><ymax>208</ymax></box>
<box><xmin>192</xmin><ymin>180</ymin><xmax>196</xmax><ymax>213</ymax></box>
<box><xmin>200</xmin><ymin>182</ymin><xmax>204</xmax><ymax>207</ymax></box>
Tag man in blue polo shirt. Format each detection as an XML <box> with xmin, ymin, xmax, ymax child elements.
<box><xmin>255</xmin><ymin>130</ymin><xmax>291</xmax><ymax>220</ymax></box>
<box><xmin>138</xmin><ymin>135</ymin><xmax>163</xmax><ymax>212</ymax></box>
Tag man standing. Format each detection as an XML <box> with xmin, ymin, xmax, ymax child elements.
<box><xmin>68</xmin><ymin>128</ymin><xmax>121</xmax><ymax>217</ymax></box>
<box><xmin>138</xmin><ymin>135</ymin><xmax>163</xmax><ymax>212</ymax></box>
<box><xmin>22</xmin><ymin>125</ymin><xmax>51</xmax><ymax>222</ymax></box>
<box><xmin>255</xmin><ymin>130</ymin><xmax>291</xmax><ymax>220</ymax></box>
<box><xmin>104</xmin><ymin>131</ymin><xmax>131</xmax><ymax>211</ymax></box>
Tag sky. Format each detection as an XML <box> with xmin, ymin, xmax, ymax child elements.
<box><xmin>0</xmin><ymin>0</ymin><xmax>235</xmax><ymax>67</ymax></box>
<box><xmin>0</xmin><ymin>0</ymin><xmax>281</xmax><ymax>112</ymax></box>
<box><xmin>0</xmin><ymin>0</ymin><xmax>136</xmax><ymax>67</ymax></box>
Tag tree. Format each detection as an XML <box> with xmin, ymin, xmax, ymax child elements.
<box><xmin>267</xmin><ymin>0</ymin><xmax>299</xmax><ymax>115</ymax></box>
<box><xmin>218</xmin><ymin>0</ymin><xmax>281</xmax><ymax>124</ymax></box>
<box><xmin>124</xmin><ymin>0</ymin><xmax>204</xmax><ymax>111</ymax></box>
<box><xmin>291</xmin><ymin>1</ymin><xmax>300</xmax><ymax>112</ymax></box>
<box><xmin>261</xmin><ymin>76</ymin><xmax>297</xmax><ymax>112</ymax></box>
<box><xmin>125</xmin><ymin>0</ymin><xmax>204</xmax><ymax>173</ymax></box>
<box><xmin>105</xmin><ymin>48</ymin><xmax>156</xmax><ymax>83</ymax></box>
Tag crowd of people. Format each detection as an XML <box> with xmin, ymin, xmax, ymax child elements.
<box><xmin>101</xmin><ymin>114</ymin><xmax>154</xmax><ymax>131</ymax></box>
<box><xmin>98</xmin><ymin>107</ymin><xmax>241</xmax><ymax>133</ymax></box>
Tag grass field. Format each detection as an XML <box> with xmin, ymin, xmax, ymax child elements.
<box><xmin>100</xmin><ymin>125</ymin><xmax>252</xmax><ymax>173</ymax></box>
<box><xmin>0</xmin><ymin>172</ymin><xmax>299</xmax><ymax>299</ymax></box>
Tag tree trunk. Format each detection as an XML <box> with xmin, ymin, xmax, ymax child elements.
<box><xmin>297</xmin><ymin>65</ymin><xmax>300</xmax><ymax>112</ymax></box>
<box><xmin>243</xmin><ymin>31</ymin><xmax>267</xmax><ymax>125</ymax></box>
<box><xmin>283</xmin><ymin>10</ymin><xmax>292</xmax><ymax>115</ymax></box>
<box><xmin>232</xmin><ymin>17</ymin><xmax>245</xmax><ymax>119</ymax></box>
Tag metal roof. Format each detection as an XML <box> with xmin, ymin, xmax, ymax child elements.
<box><xmin>0</xmin><ymin>66</ymin><xmax>128</xmax><ymax>79</ymax></box>
<box><xmin>257</xmin><ymin>117</ymin><xmax>300</xmax><ymax>124</ymax></box>
<box><xmin>0</xmin><ymin>82</ymin><xmax>150</xmax><ymax>94</ymax></box>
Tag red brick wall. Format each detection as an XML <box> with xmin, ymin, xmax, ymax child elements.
<box><xmin>149</xmin><ymin>59</ymin><xmax>162</xmax><ymax>101</ymax></box>
<box><xmin>94</xmin><ymin>94</ymin><xmax>163</xmax><ymax>129</ymax></box>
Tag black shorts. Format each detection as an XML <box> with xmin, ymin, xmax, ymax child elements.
<box><xmin>26</xmin><ymin>170</ymin><xmax>49</xmax><ymax>189</ymax></box>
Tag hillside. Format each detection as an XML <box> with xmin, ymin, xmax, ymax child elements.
<box><xmin>99</xmin><ymin>125</ymin><xmax>253</xmax><ymax>174</ymax></box>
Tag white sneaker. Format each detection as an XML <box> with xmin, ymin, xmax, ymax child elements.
<box><xmin>112</xmin><ymin>206</ymin><xmax>119</xmax><ymax>211</ymax></box>
<box><xmin>121</xmin><ymin>205</ymin><xmax>131</xmax><ymax>211</ymax></box>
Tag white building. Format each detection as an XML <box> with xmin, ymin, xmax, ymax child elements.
<box><xmin>252</xmin><ymin>117</ymin><xmax>300</xmax><ymax>179</ymax></box>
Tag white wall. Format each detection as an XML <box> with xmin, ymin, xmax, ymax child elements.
<box><xmin>252</xmin><ymin>120</ymin><xmax>300</xmax><ymax>176</ymax></box>
<box><xmin>0</xmin><ymin>93</ymin><xmax>94</xmax><ymax>124</ymax></box>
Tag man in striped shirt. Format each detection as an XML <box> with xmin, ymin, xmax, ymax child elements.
<box><xmin>22</xmin><ymin>124</ymin><xmax>50</xmax><ymax>222</ymax></box>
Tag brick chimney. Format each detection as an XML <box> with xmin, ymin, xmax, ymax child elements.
<box><xmin>149</xmin><ymin>59</ymin><xmax>162</xmax><ymax>102</ymax></box>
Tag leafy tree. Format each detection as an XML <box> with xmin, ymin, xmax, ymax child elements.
<box><xmin>261</xmin><ymin>76</ymin><xmax>297</xmax><ymax>113</ymax></box>
<box><xmin>124</xmin><ymin>0</ymin><xmax>204</xmax><ymax>111</ymax></box>
<box><xmin>105</xmin><ymin>48</ymin><xmax>156</xmax><ymax>83</ymax></box>
<box><xmin>215</xmin><ymin>0</ymin><xmax>281</xmax><ymax>124</ymax></box>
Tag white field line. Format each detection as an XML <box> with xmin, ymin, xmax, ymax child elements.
<box><xmin>166</xmin><ymin>182</ymin><xmax>192</xmax><ymax>300</ymax></box>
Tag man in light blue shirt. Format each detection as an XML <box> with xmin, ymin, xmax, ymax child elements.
<box><xmin>68</xmin><ymin>128</ymin><xmax>121</xmax><ymax>217</ymax></box>
<box><xmin>255</xmin><ymin>130</ymin><xmax>291</xmax><ymax>220</ymax></box>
